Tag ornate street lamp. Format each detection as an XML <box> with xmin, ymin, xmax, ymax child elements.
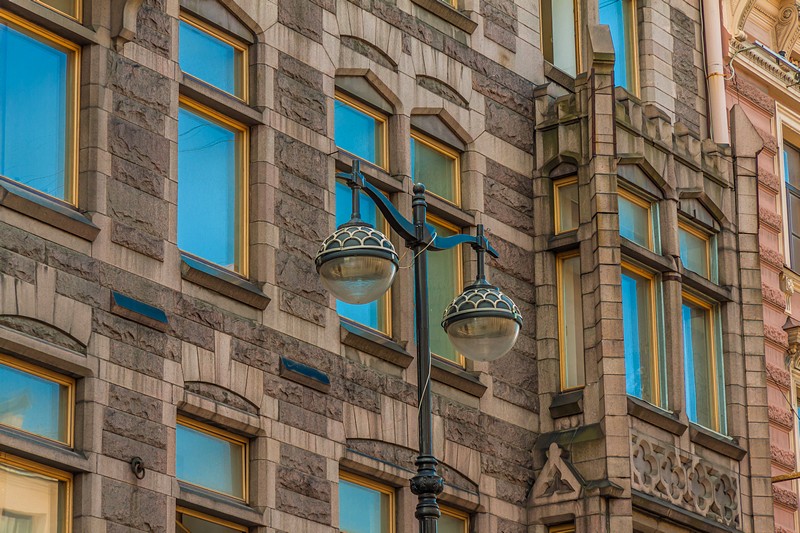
<box><xmin>315</xmin><ymin>159</ymin><xmax>522</xmax><ymax>531</ymax></box>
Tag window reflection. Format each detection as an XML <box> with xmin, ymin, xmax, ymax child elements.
<box><xmin>541</xmin><ymin>0</ymin><xmax>577</xmax><ymax>76</ymax></box>
<box><xmin>0</xmin><ymin>456</ymin><xmax>70</xmax><ymax>533</ymax></box>
<box><xmin>559</xmin><ymin>254</ymin><xmax>585</xmax><ymax>389</ymax></box>
<box><xmin>555</xmin><ymin>178</ymin><xmax>579</xmax><ymax>233</ymax></box>
<box><xmin>410</xmin><ymin>133</ymin><xmax>459</xmax><ymax>205</ymax></box>
<box><xmin>599</xmin><ymin>0</ymin><xmax>637</xmax><ymax>92</ymax></box>
<box><xmin>679</xmin><ymin>225</ymin><xmax>712</xmax><ymax>280</ymax></box>
<box><xmin>784</xmin><ymin>141</ymin><xmax>800</xmax><ymax>270</ymax></box>
<box><xmin>175</xmin><ymin>420</ymin><xmax>246</xmax><ymax>499</ymax></box>
<box><xmin>428</xmin><ymin>219</ymin><xmax>461</xmax><ymax>364</ymax></box>
<box><xmin>682</xmin><ymin>296</ymin><xmax>725</xmax><ymax>433</ymax></box>
<box><xmin>0</xmin><ymin>17</ymin><xmax>76</xmax><ymax>202</ymax></box>
<box><xmin>339</xmin><ymin>475</ymin><xmax>392</xmax><ymax>533</ymax></box>
<box><xmin>179</xmin><ymin>18</ymin><xmax>245</xmax><ymax>99</ymax></box>
<box><xmin>619</xmin><ymin>193</ymin><xmax>652</xmax><ymax>250</ymax></box>
<box><xmin>334</xmin><ymin>96</ymin><xmax>386</xmax><ymax>168</ymax></box>
<box><xmin>178</xmin><ymin>103</ymin><xmax>245</xmax><ymax>272</ymax></box>
<box><xmin>621</xmin><ymin>266</ymin><xmax>659</xmax><ymax>403</ymax></box>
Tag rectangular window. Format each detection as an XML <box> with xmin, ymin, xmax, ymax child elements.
<box><xmin>549</xmin><ymin>525</ymin><xmax>576</xmax><ymax>533</ymax></box>
<box><xmin>36</xmin><ymin>0</ymin><xmax>80</xmax><ymax>20</ymax></box>
<box><xmin>0</xmin><ymin>454</ymin><xmax>72</xmax><ymax>533</ymax></box>
<box><xmin>179</xmin><ymin>14</ymin><xmax>247</xmax><ymax>100</ymax></box>
<box><xmin>178</xmin><ymin>98</ymin><xmax>248</xmax><ymax>274</ymax></box>
<box><xmin>335</xmin><ymin>93</ymin><xmax>387</xmax><ymax>169</ymax></box>
<box><xmin>339</xmin><ymin>472</ymin><xmax>394</xmax><ymax>533</ymax></box>
<box><xmin>176</xmin><ymin>507</ymin><xmax>247</xmax><ymax>533</ymax></box>
<box><xmin>410</xmin><ymin>131</ymin><xmax>460</xmax><ymax>205</ymax></box>
<box><xmin>439</xmin><ymin>507</ymin><xmax>469</xmax><ymax>533</ymax></box>
<box><xmin>0</xmin><ymin>11</ymin><xmax>79</xmax><ymax>203</ymax></box>
<box><xmin>554</xmin><ymin>177</ymin><xmax>579</xmax><ymax>233</ymax></box>
<box><xmin>784</xmin><ymin>141</ymin><xmax>800</xmax><ymax>270</ymax></box>
<box><xmin>599</xmin><ymin>0</ymin><xmax>638</xmax><ymax>93</ymax></box>
<box><xmin>335</xmin><ymin>180</ymin><xmax>391</xmax><ymax>334</ymax></box>
<box><xmin>540</xmin><ymin>0</ymin><xmax>578</xmax><ymax>76</ymax></box>
<box><xmin>619</xmin><ymin>189</ymin><xmax>657</xmax><ymax>251</ymax></box>
<box><xmin>558</xmin><ymin>253</ymin><xmax>585</xmax><ymax>390</ymax></box>
<box><xmin>682</xmin><ymin>293</ymin><xmax>725</xmax><ymax>433</ymax></box>
<box><xmin>428</xmin><ymin>217</ymin><xmax>462</xmax><ymax>365</ymax></box>
<box><xmin>621</xmin><ymin>263</ymin><xmax>665</xmax><ymax>406</ymax></box>
<box><xmin>0</xmin><ymin>355</ymin><xmax>73</xmax><ymax>446</ymax></box>
<box><xmin>679</xmin><ymin>223</ymin><xmax>717</xmax><ymax>281</ymax></box>
<box><xmin>176</xmin><ymin>417</ymin><xmax>248</xmax><ymax>500</ymax></box>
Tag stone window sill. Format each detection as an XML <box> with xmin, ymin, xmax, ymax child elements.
<box><xmin>548</xmin><ymin>230</ymin><xmax>578</xmax><ymax>253</ymax></box>
<box><xmin>335</xmin><ymin>153</ymin><xmax>404</xmax><ymax>193</ymax></box>
<box><xmin>426</xmin><ymin>193</ymin><xmax>475</xmax><ymax>228</ymax></box>
<box><xmin>179</xmin><ymin>74</ymin><xmax>264</xmax><ymax>125</ymax></box>
<box><xmin>409</xmin><ymin>0</ymin><xmax>477</xmax><ymax>34</ymax></box>
<box><xmin>180</xmin><ymin>253</ymin><xmax>270</xmax><ymax>310</ymax></box>
<box><xmin>620</xmin><ymin>239</ymin><xmax>674</xmax><ymax>273</ymax></box>
<box><xmin>544</xmin><ymin>62</ymin><xmax>576</xmax><ymax>92</ymax></box>
<box><xmin>688</xmin><ymin>423</ymin><xmax>746</xmax><ymax>461</ymax></box>
<box><xmin>627</xmin><ymin>396</ymin><xmax>687</xmax><ymax>436</ymax></box>
<box><xmin>340</xmin><ymin>319</ymin><xmax>413</xmax><ymax>369</ymax></box>
<box><xmin>178</xmin><ymin>483</ymin><xmax>264</xmax><ymax>527</ymax></box>
<box><xmin>431</xmin><ymin>358</ymin><xmax>487</xmax><ymax>397</ymax></box>
<box><xmin>680</xmin><ymin>268</ymin><xmax>732</xmax><ymax>302</ymax></box>
<box><xmin>0</xmin><ymin>176</ymin><xmax>99</xmax><ymax>241</ymax></box>
<box><xmin>5</xmin><ymin>0</ymin><xmax>98</xmax><ymax>44</ymax></box>
<box><xmin>0</xmin><ymin>425</ymin><xmax>92</xmax><ymax>473</ymax></box>
<box><xmin>550</xmin><ymin>389</ymin><xmax>583</xmax><ymax>418</ymax></box>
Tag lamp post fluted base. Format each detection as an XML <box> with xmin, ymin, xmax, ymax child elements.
<box><xmin>411</xmin><ymin>454</ymin><xmax>444</xmax><ymax>532</ymax></box>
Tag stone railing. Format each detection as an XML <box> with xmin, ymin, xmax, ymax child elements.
<box><xmin>631</xmin><ymin>430</ymin><xmax>741</xmax><ymax>529</ymax></box>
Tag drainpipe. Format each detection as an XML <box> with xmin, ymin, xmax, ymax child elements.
<box><xmin>702</xmin><ymin>0</ymin><xmax>730</xmax><ymax>145</ymax></box>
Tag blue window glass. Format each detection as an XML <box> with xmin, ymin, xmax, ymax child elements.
<box><xmin>334</xmin><ymin>96</ymin><xmax>386</xmax><ymax>167</ymax></box>
<box><xmin>599</xmin><ymin>0</ymin><xmax>637</xmax><ymax>92</ymax></box>
<box><xmin>0</xmin><ymin>357</ymin><xmax>71</xmax><ymax>444</ymax></box>
<box><xmin>179</xmin><ymin>17</ymin><xmax>245</xmax><ymax>98</ymax></box>
<box><xmin>335</xmin><ymin>180</ymin><xmax>389</xmax><ymax>333</ymax></box>
<box><xmin>621</xmin><ymin>266</ymin><xmax>659</xmax><ymax>403</ymax></box>
<box><xmin>339</xmin><ymin>476</ymin><xmax>392</xmax><ymax>533</ymax></box>
<box><xmin>178</xmin><ymin>103</ymin><xmax>244</xmax><ymax>272</ymax></box>
<box><xmin>0</xmin><ymin>17</ymin><xmax>75</xmax><ymax>201</ymax></box>
<box><xmin>682</xmin><ymin>297</ymin><xmax>725</xmax><ymax>432</ymax></box>
<box><xmin>176</xmin><ymin>420</ymin><xmax>246</xmax><ymax>499</ymax></box>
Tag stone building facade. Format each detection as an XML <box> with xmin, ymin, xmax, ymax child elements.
<box><xmin>0</xmin><ymin>0</ymin><xmax>778</xmax><ymax>533</ymax></box>
<box><xmin>722</xmin><ymin>1</ymin><xmax>800</xmax><ymax>531</ymax></box>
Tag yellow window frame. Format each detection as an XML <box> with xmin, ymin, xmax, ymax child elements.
<box><xmin>553</xmin><ymin>176</ymin><xmax>579</xmax><ymax>234</ymax></box>
<box><xmin>410</xmin><ymin>129</ymin><xmax>461</xmax><ymax>207</ymax></box>
<box><xmin>0</xmin><ymin>353</ymin><xmax>75</xmax><ymax>447</ymax></box>
<box><xmin>179</xmin><ymin>12</ymin><xmax>249</xmax><ymax>102</ymax></box>
<box><xmin>335</xmin><ymin>91</ymin><xmax>389</xmax><ymax>170</ymax></box>
<box><xmin>0</xmin><ymin>9</ymin><xmax>80</xmax><ymax>206</ymax></box>
<box><xmin>549</xmin><ymin>524</ymin><xmax>576</xmax><ymax>533</ymax></box>
<box><xmin>428</xmin><ymin>214</ymin><xmax>465</xmax><ymax>367</ymax></box>
<box><xmin>176</xmin><ymin>416</ymin><xmax>250</xmax><ymax>502</ymax></box>
<box><xmin>619</xmin><ymin>0</ymin><xmax>640</xmax><ymax>96</ymax></box>
<box><xmin>557</xmin><ymin>251</ymin><xmax>584</xmax><ymax>391</ymax></box>
<box><xmin>621</xmin><ymin>260</ymin><xmax>663</xmax><ymax>407</ymax></box>
<box><xmin>0</xmin><ymin>452</ymin><xmax>73</xmax><ymax>533</ymax></box>
<box><xmin>339</xmin><ymin>471</ymin><xmax>395</xmax><ymax>533</ymax></box>
<box><xmin>539</xmin><ymin>0</ymin><xmax>581</xmax><ymax>74</ymax></box>
<box><xmin>34</xmin><ymin>0</ymin><xmax>81</xmax><ymax>21</ymax></box>
<box><xmin>178</xmin><ymin>96</ymin><xmax>250</xmax><ymax>276</ymax></box>
<box><xmin>619</xmin><ymin>187</ymin><xmax>655</xmax><ymax>251</ymax></box>
<box><xmin>440</xmin><ymin>505</ymin><xmax>470</xmax><ymax>533</ymax></box>
<box><xmin>176</xmin><ymin>506</ymin><xmax>248</xmax><ymax>533</ymax></box>
<box><xmin>682</xmin><ymin>291</ymin><xmax>724</xmax><ymax>433</ymax></box>
<box><xmin>678</xmin><ymin>220</ymin><xmax>712</xmax><ymax>280</ymax></box>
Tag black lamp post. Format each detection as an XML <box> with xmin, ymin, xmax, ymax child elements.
<box><xmin>315</xmin><ymin>160</ymin><xmax>522</xmax><ymax>532</ymax></box>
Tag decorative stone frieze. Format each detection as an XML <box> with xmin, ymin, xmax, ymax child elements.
<box><xmin>630</xmin><ymin>431</ymin><xmax>742</xmax><ymax>529</ymax></box>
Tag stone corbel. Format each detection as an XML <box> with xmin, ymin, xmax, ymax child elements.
<box><xmin>111</xmin><ymin>0</ymin><xmax>145</xmax><ymax>51</ymax></box>
<box><xmin>780</xmin><ymin>270</ymin><xmax>795</xmax><ymax>313</ymax></box>
<box><xmin>783</xmin><ymin>315</ymin><xmax>800</xmax><ymax>370</ymax></box>
<box><xmin>775</xmin><ymin>0</ymin><xmax>800</xmax><ymax>55</ymax></box>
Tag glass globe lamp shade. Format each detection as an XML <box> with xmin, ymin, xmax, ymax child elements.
<box><xmin>315</xmin><ymin>225</ymin><xmax>399</xmax><ymax>305</ymax></box>
<box><xmin>442</xmin><ymin>284</ymin><xmax>523</xmax><ymax>362</ymax></box>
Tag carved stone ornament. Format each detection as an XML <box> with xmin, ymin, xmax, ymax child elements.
<box><xmin>775</xmin><ymin>0</ymin><xmax>800</xmax><ymax>55</ymax></box>
<box><xmin>631</xmin><ymin>431</ymin><xmax>741</xmax><ymax>529</ymax></box>
<box><xmin>531</xmin><ymin>443</ymin><xmax>585</xmax><ymax>503</ymax></box>
<box><xmin>783</xmin><ymin>316</ymin><xmax>800</xmax><ymax>369</ymax></box>
<box><xmin>780</xmin><ymin>270</ymin><xmax>795</xmax><ymax>313</ymax></box>
<box><xmin>111</xmin><ymin>0</ymin><xmax>145</xmax><ymax>50</ymax></box>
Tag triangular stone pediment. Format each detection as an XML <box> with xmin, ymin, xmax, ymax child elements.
<box><xmin>531</xmin><ymin>443</ymin><xmax>585</xmax><ymax>503</ymax></box>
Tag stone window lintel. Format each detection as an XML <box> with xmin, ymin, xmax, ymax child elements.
<box><xmin>679</xmin><ymin>267</ymin><xmax>732</xmax><ymax>302</ymax></box>
<box><xmin>177</xmin><ymin>482</ymin><xmax>265</xmax><ymax>527</ymax></box>
<box><xmin>179</xmin><ymin>74</ymin><xmax>264</xmax><ymax>125</ymax></box>
<box><xmin>408</xmin><ymin>0</ymin><xmax>477</xmax><ymax>34</ymax></box>
<box><xmin>0</xmin><ymin>425</ymin><xmax>91</xmax><ymax>473</ymax></box>
<box><xmin>3</xmin><ymin>1</ymin><xmax>97</xmax><ymax>43</ymax></box>
<box><xmin>340</xmin><ymin>319</ymin><xmax>413</xmax><ymax>369</ymax></box>
<box><xmin>180</xmin><ymin>253</ymin><xmax>270</xmax><ymax>310</ymax></box>
<box><xmin>627</xmin><ymin>395</ymin><xmax>687</xmax><ymax>436</ymax></box>
<box><xmin>688</xmin><ymin>423</ymin><xmax>747</xmax><ymax>461</ymax></box>
<box><xmin>431</xmin><ymin>357</ymin><xmax>487</xmax><ymax>398</ymax></box>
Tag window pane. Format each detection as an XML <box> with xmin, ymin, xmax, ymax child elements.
<box><xmin>792</xmin><ymin>235</ymin><xmax>800</xmax><ymax>272</ymax></box>
<box><xmin>335</xmin><ymin>99</ymin><xmax>384</xmax><ymax>167</ymax></box>
<box><xmin>179</xmin><ymin>20</ymin><xmax>243</xmax><ymax>98</ymax></box>
<box><xmin>600</xmin><ymin>0</ymin><xmax>635</xmax><ymax>91</ymax></box>
<box><xmin>556</xmin><ymin>181</ymin><xmax>579</xmax><ymax>233</ymax></box>
<box><xmin>0</xmin><ymin>20</ymin><xmax>73</xmax><ymax>200</ymax></box>
<box><xmin>619</xmin><ymin>195</ymin><xmax>650</xmax><ymax>248</ymax></box>
<box><xmin>679</xmin><ymin>227</ymin><xmax>709</xmax><ymax>278</ymax></box>
<box><xmin>176</xmin><ymin>510</ymin><xmax>245</xmax><ymax>533</ymax></box>
<box><xmin>621</xmin><ymin>268</ymin><xmax>657</xmax><ymax>402</ymax></box>
<box><xmin>335</xmin><ymin>181</ymin><xmax>389</xmax><ymax>333</ymax></box>
<box><xmin>559</xmin><ymin>255</ymin><xmax>585</xmax><ymax>389</ymax></box>
<box><xmin>542</xmin><ymin>0</ymin><xmax>577</xmax><ymax>76</ymax></box>
<box><xmin>0</xmin><ymin>459</ymin><xmax>69</xmax><ymax>533</ymax></box>
<box><xmin>411</xmin><ymin>135</ymin><xmax>458</xmax><ymax>204</ymax></box>
<box><xmin>428</xmin><ymin>221</ymin><xmax>460</xmax><ymax>363</ymax></box>
<box><xmin>784</xmin><ymin>142</ymin><xmax>800</xmax><ymax>190</ymax></box>
<box><xmin>176</xmin><ymin>422</ymin><xmax>245</xmax><ymax>499</ymax></box>
<box><xmin>682</xmin><ymin>299</ymin><xmax>723</xmax><ymax>431</ymax></box>
<box><xmin>439</xmin><ymin>511</ymin><xmax>467</xmax><ymax>533</ymax></box>
<box><xmin>339</xmin><ymin>479</ymin><xmax>391</xmax><ymax>533</ymax></box>
<box><xmin>178</xmin><ymin>105</ymin><xmax>241</xmax><ymax>271</ymax></box>
<box><xmin>37</xmin><ymin>0</ymin><xmax>78</xmax><ymax>18</ymax></box>
<box><xmin>0</xmin><ymin>360</ymin><xmax>70</xmax><ymax>444</ymax></box>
